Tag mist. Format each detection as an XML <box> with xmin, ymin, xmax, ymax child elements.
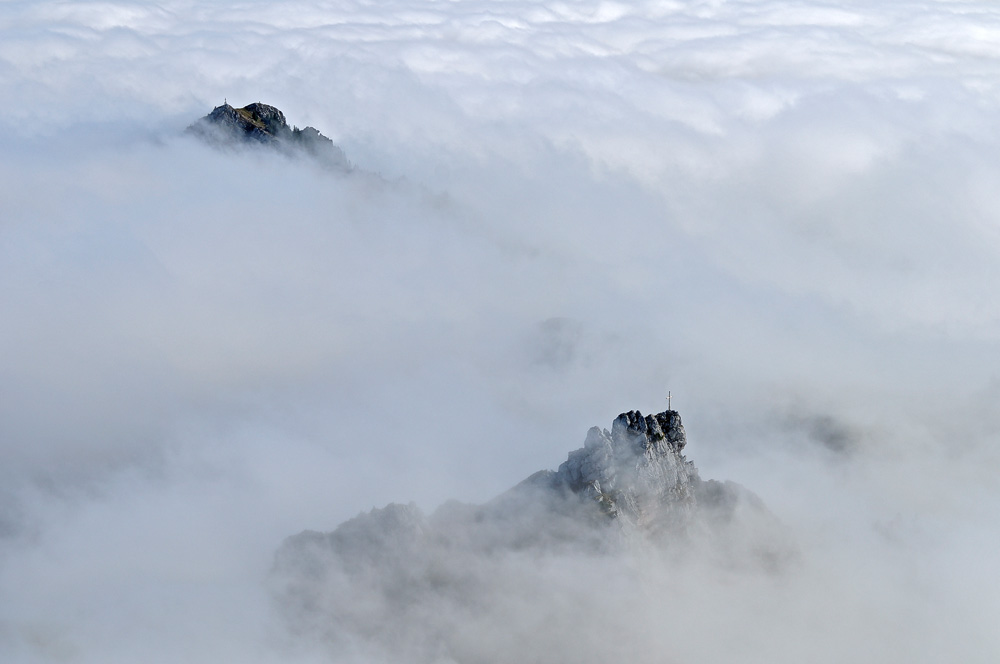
<box><xmin>2</xmin><ymin>0</ymin><xmax>1000</xmax><ymax>661</ymax></box>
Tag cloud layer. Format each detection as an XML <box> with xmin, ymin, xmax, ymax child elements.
<box><xmin>2</xmin><ymin>0</ymin><xmax>1000</xmax><ymax>661</ymax></box>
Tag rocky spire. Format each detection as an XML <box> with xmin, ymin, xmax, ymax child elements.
<box><xmin>553</xmin><ymin>409</ymin><xmax>698</xmax><ymax>527</ymax></box>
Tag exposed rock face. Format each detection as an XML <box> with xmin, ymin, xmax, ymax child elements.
<box><xmin>554</xmin><ymin>410</ymin><xmax>696</xmax><ymax>527</ymax></box>
<box><xmin>186</xmin><ymin>101</ymin><xmax>350</xmax><ymax>169</ymax></box>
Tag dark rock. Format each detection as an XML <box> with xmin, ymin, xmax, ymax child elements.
<box><xmin>187</xmin><ymin>101</ymin><xmax>350</xmax><ymax>170</ymax></box>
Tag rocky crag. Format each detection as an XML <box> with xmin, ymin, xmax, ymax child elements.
<box><xmin>187</xmin><ymin>101</ymin><xmax>349</xmax><ymax>169</ymax></box>
<box><xmin>539</xmin><ymin>409</ymin><xmax>700</xmax><ymax>531</ymax></box>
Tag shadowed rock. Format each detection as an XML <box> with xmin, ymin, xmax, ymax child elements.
<box><xmin>187</xmin><ymin>101</ymin><xmax>350</xmax><ymax>170</ymax></box>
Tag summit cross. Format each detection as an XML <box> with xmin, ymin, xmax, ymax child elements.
<box><xmin>667</xmin><ymin>391</ymin><xmax>672</xmax><ymax>410</ymax></box>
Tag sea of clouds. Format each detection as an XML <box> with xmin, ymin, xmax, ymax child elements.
<box><xmin>2</xmin><ymin>0</ymin><xmax>1000</xmax><ymax>661</ymax></box>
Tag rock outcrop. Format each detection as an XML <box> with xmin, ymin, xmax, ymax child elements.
<box><xmin>187</xmin><ymin>101</ymin><xmax>350</xmax><ymax>169</ymax></box>
<box><xmin>554</xmin><ymin>410</ymin><xmax>697</xmax><ymax>525</ymax></box>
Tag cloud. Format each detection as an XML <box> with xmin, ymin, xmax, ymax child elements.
<box><xmin>2</xmin><ymin>0</ymin><xmax>1000</xmax><ymax>661</ymax></box>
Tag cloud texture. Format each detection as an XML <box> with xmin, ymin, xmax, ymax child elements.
<box><xmin>2</xmin><ymin>0</ymin><xmax>1000</xmax><ymax>661</ymax></box>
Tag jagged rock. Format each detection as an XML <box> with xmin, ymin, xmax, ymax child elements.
<box><xmin>186</xmin><ymin>101</ymin><xmax>350</xmax><ymax>169</ymax></box>
<box><xmin>552</xmin><ymin>409</ymin><xmax>696</xmax><ymax>530</ymax></box>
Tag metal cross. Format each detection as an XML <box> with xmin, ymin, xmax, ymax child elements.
<box><xmin>667</xmin><ymin>391</ymin><xmax>672</xmax><ymax>410</ymax></box>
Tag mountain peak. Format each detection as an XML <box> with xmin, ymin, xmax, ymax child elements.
<box><xmin>187</xmin><ymin>101</ymin><xmax>350</xmax><ymax>169</ymax></box>
<box><xmin>272</xmin><ymin>406</ymin><xmax>788</xmax><ymax>660</ymax></box>
<box><xmin>553</xmin><ymin>408</ymin><xmax>696</xmax><ymax>527</ymax></box>
<box><xmin>279</xmin><ymin>407</ymin><xmax>771</xmax><ymax>559</ymax></box>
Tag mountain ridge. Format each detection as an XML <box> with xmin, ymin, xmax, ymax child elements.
<box><xmin>278</xmin><ymin>408</ymin><xmax>775</xmax><ymax>554</ymax></box>
<box><xmin>271</xmin><ymin>408</ymin><xmax>789</xmax><ymax>659</ymax></box>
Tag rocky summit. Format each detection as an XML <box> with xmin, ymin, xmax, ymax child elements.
<box><xmin>283</xmin><ymin>409</ymin><xmax>716</xmax><ymax>550</ymax></box>
<box><xmin>276</xmin><ymin>408</ymin><xmax>774</xmax><ymax>558</ymax></box>
<box><xmin>554</xmin><ymin>409</ymin><xmax>698</xmax><ymax>526</ymax></box>
<box><xmin>484</xmin><ymin>408</ymin><xmax>762</xmax><ymax>541</ymax></box>
<box><xmin>275</xmin><ymin>406</ymin><xmax>779</xmax><ymax>573</ymax></box>
<box><xmin>187</xmin><ymin>101</ymin><xmax>349</xmax><ymax>169</ymax></box>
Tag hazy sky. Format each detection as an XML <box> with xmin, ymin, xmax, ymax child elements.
<box><xmin>2</xmin><ymin>0</ymin><xmax>1000</xmax><ymax>662</ymax></box>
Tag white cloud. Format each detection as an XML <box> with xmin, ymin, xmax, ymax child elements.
<box><xmin>2</xmin><ymin>0</ymin><xmax>1000</xmax><ymax>661</ymax></box>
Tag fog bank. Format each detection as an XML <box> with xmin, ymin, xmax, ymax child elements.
<box><xmin>2</xmin><ymin>0</ymin><xmax>1000</xmax><ymax>661</ymax></box>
